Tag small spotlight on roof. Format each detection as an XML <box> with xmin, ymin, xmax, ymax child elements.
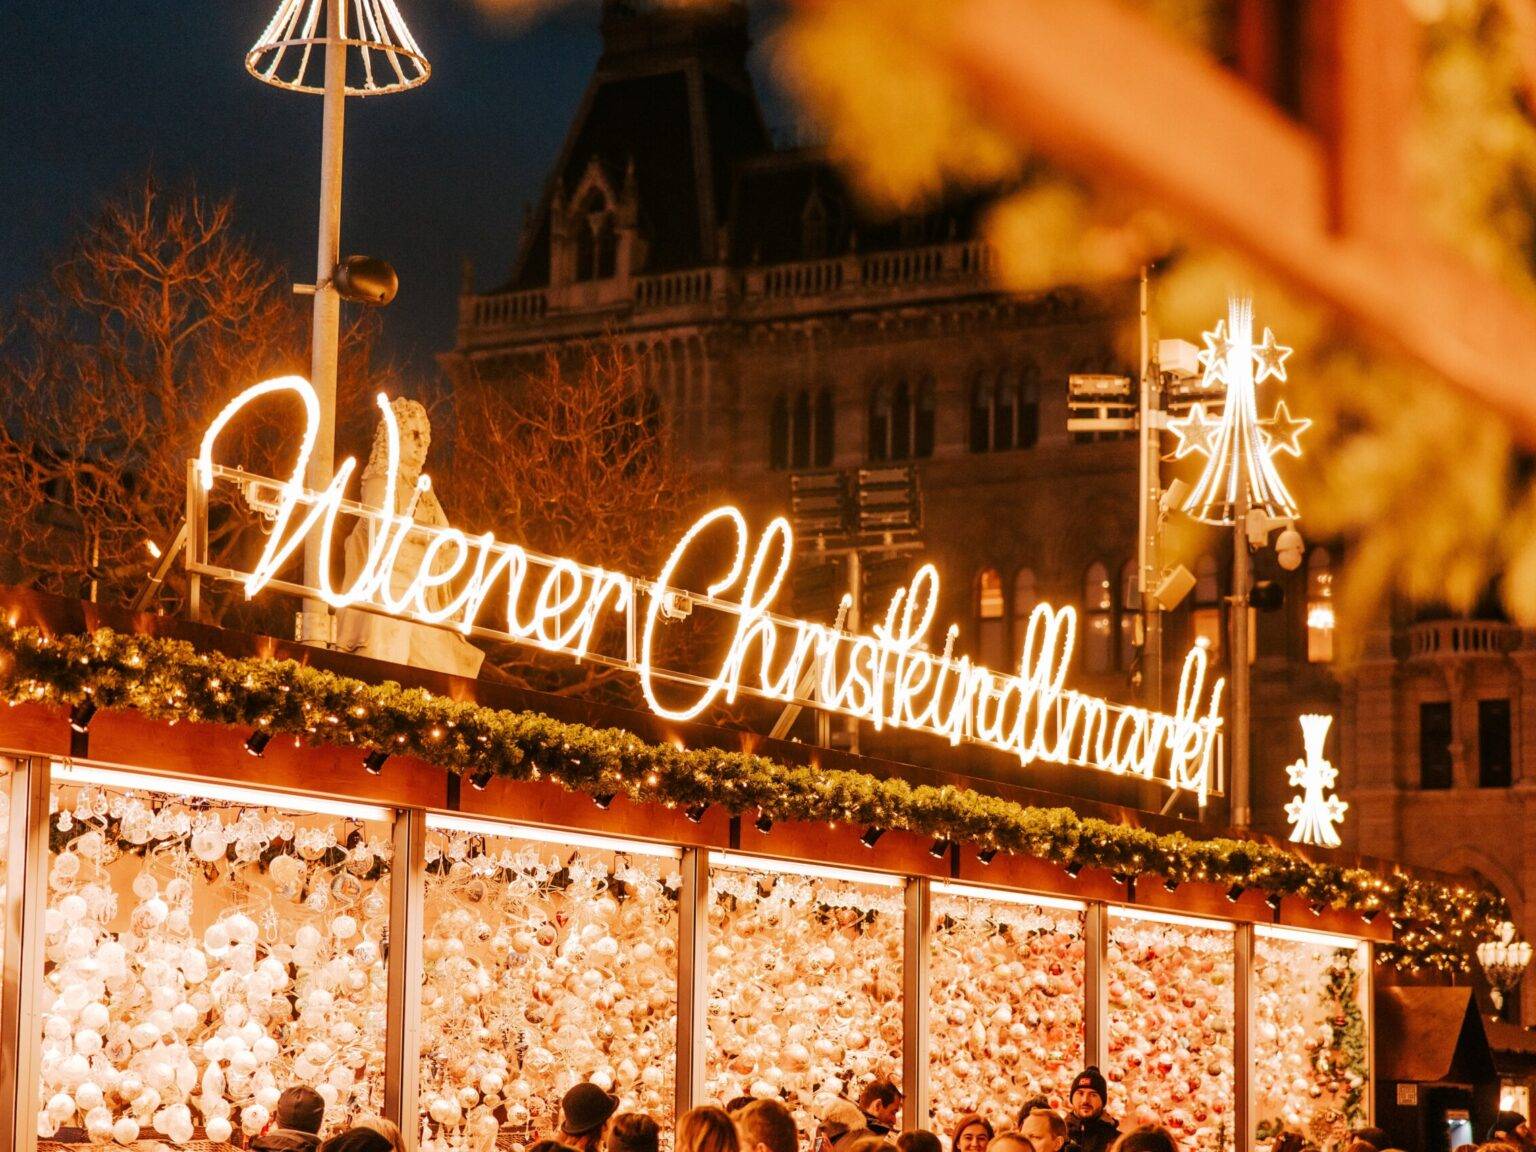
<box><xmin>977</xmin><ymin>847</ymin><xmax>999</xmax><ymax>865</ymax></box>
<box><xmin>468</xmin><ymin>768</ymin><xmax>494</xmax><ymax>791</ymax></box>
<box><xmin>1265</xmin><ymin>893</ymin><xmax>1283</xmax><ymax>912</ymax></box>
<box><xmin>1163</xmin><ymin>878</ymin><xmax>1180</xmax><ymax>893</ymax></box>
<box><xmin>1064</xmin><ymin>860</ymin><xmax>1084</xmax><ymax>878</ymax></box>
<box><xmin>684</xmin><ymin>804</ymin><xmax>708</xmax><ymax>824</ymax></box>
<box><xmin>592</xmin><ymin>793</ymin><xmax>616</xmax><ymax>810</ymax></box>
<box><xmin>860</xmin><ymin>827</ymin><xmax>885</xmax><ymax>849</ymax></box>
<box><xmin>69</xmin><ymin>699</ymin><xmax>98</xmax><ymax>733</ymax></box>
<box><xmin>1226</xmin><ymin>884</ymin><xmax>1245</xmax><ymax>903</ymax></box>
<box><xmin>755</xmin><ymin>812</ymin><xmax>774</xmax><ymax>834</ymax></box>
<box><xmin>245</xmin><ymin>729</ymin><xmax>273</xmax><ymax>757</ymax></box>
<box><xmin>929</xmin><ymin>839</ymin><xmax>951</xmax><ymax>859</ymax></box>
<box><xmin>363</xmin><ymin>750</ymin><xmax>388</xmax><ymax>775</ymax></box>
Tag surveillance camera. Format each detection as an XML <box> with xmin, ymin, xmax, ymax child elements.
<box><xmin>1152</xmin><ymin>565</ymin><xmax>1196</xmax><ymax>611</ymax></box>
<box><xmin>332</xmin><ymin>255</ymin><xmax>399</xmax><ymax>306</ymax></box>
<box><xmin>1245</xmin><ymin>507</ymin><xmax>1274</xmax><ymax>549</ymax></box>
<box><xmin>1159</xmin><ymin>478</ymin><xmax>1190</xmax><ymax>517</ymax></box>
<box><xmin>1276</xmin><ymin>526</ymin><xmax>1305</xmax><ymax>571</ymax></box>
<box><xmin>660</xmin><ymin>590</ymin><xmax>694</xmax><ymax>621</ymax></box>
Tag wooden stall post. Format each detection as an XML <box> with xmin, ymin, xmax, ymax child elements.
<box><xmin>676</xmin><ymin>847</ymin><xmax>710</xmax><ymax>1118</ymax></box>
<box><xmin>903</xmin><ymin>877</ymin><xmax>932</xmax><ymax>1129</ymax></box>
<box><xmin>385</xmin><ymin>808</ymin><xmax>428</xmax><ymax>1151</ymax></box>
<box><xmin>1234</xmin><ymin>923</ymin><xmax>1255</xmax><ymax>1152</ymax></box>
<box><xmin>1083</xmin><ymin>902</ymin><xmax>1109</xmax><ymax>1071</ymax></box>
<box><xmin>0</xmin><ymin>758</ymin><xmax>50</xmax><ymax>1152</ymax></box>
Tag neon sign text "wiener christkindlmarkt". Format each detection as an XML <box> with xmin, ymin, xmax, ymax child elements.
<box><xmin>195</xmin><ymin>378</ymin><xmax>1226</xmax><ymax>800</ymax></box>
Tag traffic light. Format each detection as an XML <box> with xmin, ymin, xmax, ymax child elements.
<box><xmin>789</xmin><ymin>560</ymin><xmax>843</xmax><ymax>624</ymax></box>
<box><xmin>1251</xmin><ymin>579</ymin><xmax>1284</xmax><ymax>612</ymax></box>
<box><xmin>860</xmin><ymin>555</ymin><xmax>915</xmax><ymax>623</ymax></box>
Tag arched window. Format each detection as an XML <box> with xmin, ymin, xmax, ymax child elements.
<box><xmin>969</xmin><ymin>371</ymin><xmax>993</xmax><ymax>454</ymax></box>
<box><xmin>771</xmin><ymin>388</ymin><xmax>837</xmax><ymax>471</ymax></box>
<box><xmin>1192</xmin><ymin>554</ymin><xmax>1222</xmax><ymax>657</ymax></box>
<box><xmin>1083</xmin><ymin>561</ymin><xmax>1114</xmax><ymax>672</ymax></box>
<box><xmin>1119</xmin><ymin>559</ymin><xmax>1141</xmax><ymax>673</ymax></box>
<box><xmin>1307</xmin><ymin>547</ymin><xmax>1335</xmax><ymax>663</ymax></box>
<box><xmin>814</xmin><ymin>387</ymin><xmax>835</xmax><ymax>467</ymax></box>
<box><xmin>792</xmin><ymin>390</ymin><xmax>813</xmax><ymax>469</ymax></box>
<box><xmin>914</xmin><ymin>375</ymin><xmax>936</xmax><ymax>459</ymax></box>
<box><xmin>1012</xmin><ymin>568</ymin><xmax>1037</xmax><ymax>651</ymax></box>
<box><xmin>995</xmin><ymin>368</ymin><xmax>1018</xmax><ymax>452</ymax></box>
<box><xmin>868</xmin><ymin>384</ymin><xmax>892</xmax><ymax>463</ymax></box>
<box><xmin>976</xmin><ymin>568</ymin><xmax>1006</xmax><ymax>669</ymax></box>
<box><xmin>890</xmin><ymin>376</ymin><xmax>913</xmax><ymax>461</ymax></box>
<box><xmin>1018</xmin><ymin>362</ymin><xmax>1040</xmax><ymax>448</ymax></box>
<box><xmin>575</xmin><ymin>188</ymin><xmax>616</xmax><ymax>282</ymax></box>
<box><xmin>769</xmin><ymin>394</ymin><xmax>790</xmax><ymax>469</ymax></box>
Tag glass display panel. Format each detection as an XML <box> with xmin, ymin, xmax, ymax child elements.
<box><xmin>1253</xmin><ymin>933</ymin><xmax>1370</xmax><ymax>1148</ymax></box>
<box><xmin>419</xmin><ymin>827</ymin><xmax>679</xmax><ymax>1151</ymax></box>
<box><xmin>706</xmin><ymin>864</ymin><xmax>903</xmax><ymax>1138</ymax></box>
<box><xmin>1107</xmin><ymin>914</ymin><xmax>1235</xmax><ymax>1152</ymax></box>
<box><xmin>928</xmin><ymin>890</ymin><xmax>1084</xmax><ymax>1136</ymax></box>
<box><xmin>39</xmin><ymin>773</ymin><xmax>392</xmax><ymax>1145</ymax></box>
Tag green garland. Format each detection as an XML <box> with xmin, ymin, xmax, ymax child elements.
<box><xmin>0</xmin><ymin>623</ymin><xmax>1505</xmax><ymax>971</ymax></box>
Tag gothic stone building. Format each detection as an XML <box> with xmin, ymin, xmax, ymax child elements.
<box><xmin>442</xmin><ymin>0</ymin><xmax>1536</xmax><ymax>1018</ymax></box>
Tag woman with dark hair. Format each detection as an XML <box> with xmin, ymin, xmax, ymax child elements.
<box><xmin>1107</xmin><ymin>1126</ymin><xmax>1179</xmax><ymax>1152</ymax></box>
<box><xmin>678</xmin><ymin>1107</ymin><xmax>741</xmax><ymax>1152</ymax></box>
<box><xmin>609</xmin><ymin>1113</ymin><xmax>662</xmax><ymax>1152</ymax></box>
<box><xmin>951</xmin><ymin>1114</ymin><xmax>996</xmax><ymax>1152</ymax></box>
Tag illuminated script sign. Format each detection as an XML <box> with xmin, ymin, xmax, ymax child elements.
<box><xmin>194</xmin><ymin>378</ymin><xmax>1226</xmax><ymax>799</ymax></box>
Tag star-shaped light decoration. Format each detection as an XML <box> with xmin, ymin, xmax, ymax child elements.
<box><xmin>1178</xmin><ymin>296</ymin><xmax>1306</xmax><ymax>525</ymax></box>
<box><xmin>1166</xmin><ymin>402</ymin><xmax>1223</xmax><ymax>460</ymax></box>
<box><xmin>1284</xmin><ymin>713</ymin><xmax>1347</xmax><ymax>848</ymax></box>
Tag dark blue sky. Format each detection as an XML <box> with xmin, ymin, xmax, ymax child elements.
<box><xmin>2</xmin><ymin>1</ymin><xmax>791</xmax><ymax>373</ymax></box>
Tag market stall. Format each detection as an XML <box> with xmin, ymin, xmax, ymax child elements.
<box><xmin>0</xmin><ymin>591</ymin><xmax>1501</xmax><ymax>1152</ymax></box>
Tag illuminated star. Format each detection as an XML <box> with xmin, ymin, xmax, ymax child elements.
<box><xmin>1196</xmin><ymin>319</ymin><xmax>1232</xmax><ymax>387</ymax></box>
<box><xmin>1285</xmin><ymin>714</ymin><xmax>1346</xmax><ymax>849</ymax></box>
<box><xmin>1166</xmin><ymin>401</ymin><xmax>1222</xmax><ymax>460</ymax></box>
<box><xmin>1252</xmin><ymin>325</ymin><xmax>1293</xmax><ymax>384</ymax></box>
<box><xmin>1259</xmin><ymin>399</ymin><xmax>1311</xmax><ymax>458</ymax></box>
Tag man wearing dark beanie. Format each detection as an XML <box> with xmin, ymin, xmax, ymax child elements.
<box><xmin>1065</xmin><ymin>1067</ymin><xmax>1118</xmax><ymax>1152</ymax></box>
<box><xmin>251</xmin><ymin>1086</ymin><xmax>326</xmax><ymax>1152</ymax></box>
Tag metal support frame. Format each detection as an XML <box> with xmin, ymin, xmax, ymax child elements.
<box><xmin>0</xmin><ymin>758</ymin><xmax>50</xmax><ymax>1152</ymax></box>
<box><xmin>1082</xmin><ymin>902</ymin><xmax>1109</xmax><ymax>1070</ymax></box>
<box><xmin>902</xmin><ymin>877</ymin><xmax>932</xmax><ymax>1130</ymax></box>
<box><xmin>675</xmin><ymin>848</ymin><xmax>710</xmax><ymax>1118</ymax></box>
<box><xmin>1136</xmin><ymin>266</ymin><xmax>1165</xmax><ymax>713</ymax></box>
<box><xmin>1234</xmin><ymin>923</ymin><xmax>1255</xmax><ymax>1152</ymax></box>
<box><xmin>384</xmin><ymin>808</ymin><xmax>427</xmax><ymax>1152</ymax></box>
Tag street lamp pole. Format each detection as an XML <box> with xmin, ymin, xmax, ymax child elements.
<box><xmin>1137</xmin><ymin>266</ymin><xmax>1165</xmax><ymax>712</ymax></box>
<box><xmin>1231</xmin><ymin>438</ymin><xmax>1252</xmax><ymax>828</ymax></box>
<box><xmin>245</xmin><ymin>0</ymin><xmax>430</xmax><ymax>644</ymax></box>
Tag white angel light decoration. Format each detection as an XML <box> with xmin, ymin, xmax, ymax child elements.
<box><xmin>1284</xmin><ymin>714</ymin><xmax>1348</xmax><ymax>848</ymax></box>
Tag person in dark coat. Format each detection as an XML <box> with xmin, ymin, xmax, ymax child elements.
<box><xmin>560</xmin><ymin>1082</ymin><xmax>621</xmax><ymax>1152</ymax></box>
<box><xmin>251</xmin><ymin>1086</ymin><xmax>326</xmax><ymax>1152</ymax></box>
<box><xmin>1064</xmin><ymin>1068</ymin><xmax>1119</xmax><ymax>1152</ymax></box>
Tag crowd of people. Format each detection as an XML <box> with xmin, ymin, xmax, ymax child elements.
<box><xmin>240</xmin><ymin>1068</ymin><xmax>1536</xmax><ymax>1152</ymax></box>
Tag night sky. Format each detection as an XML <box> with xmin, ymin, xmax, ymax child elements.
<box><xmin>3</xmin><ymin>0</ymin><xmax>792</xmax><ymax>375</ymax></box>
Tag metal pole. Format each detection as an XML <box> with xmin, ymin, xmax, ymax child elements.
<box><xmin>1082</xmin><ymin>902</ymin><xmax>1109</xmax><ymax>1070</ymax></box>
<box><xmin>299</xmin><ymin>0</ymin><xmax>348</xmax><ymax>646</ymax></box>
<box><xmin>1137</xmin><ymin>267</ymin><xmax>1165</xmax><ymax>711</ymax></box>
<box><xmin>902</xmin><ymin>878</ymin><xmax>931</xmax><ymax>1131</ymax></box>
<box><xmin>383</xmin><ymin>808</ymin><xmax>426</xmax><ymax>1152</ymax></box>
<box><xmin>675</xmin><ymin>847</ymin><xmax>710</xmax><ymax>1119</ymax></box>
<box><xmin>0</xmin><ymin>758</ymin><xmax>51</xmax><ymax>1152</ymax></box>
<box><xmin>1233</xmin><ymin>923</ymin><xmax>1255</xmax><ymax>1152</ymax></box>
<box><xmin>844</xmin><ymin>550</ymin><xmax>861</xmax><ymax>754</ymax></box>
<box><xmin>1231</xmin><ymin>481</ymin><xmax>1252</xmax><ymax>828</ymax></box>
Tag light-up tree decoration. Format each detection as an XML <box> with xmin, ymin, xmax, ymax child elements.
<box><xmin>1284</xmin><ymin>714</ymin><xmax>1347</xmax><ymax>848</ymax></box>
<box><xmin>1166</xmin><ymin>296</ymin><xmax>1311</xmax><ymax>828</ymax></box>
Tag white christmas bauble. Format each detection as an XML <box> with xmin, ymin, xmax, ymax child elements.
<box><xmin>74</xmin><ymin>1028</ymin><xmax>103</xmax><ymax>1056</ymax></box>
<box><xmin>206</xmin><ymin>1116</ymin><xmax>233</xmax><ymax>1142</ymax></box>
<box><xmin>113</xmin><ymin>1116</ymin><xmax>140</xmax><ymax>1144</ymax></box>
<box><xmin>330</xmin><ymin>914</ymin><xmax>358</xmax><ymax>940</ymax></box>
<box><xmin>242</xmin><ymin>1104</ymin><xmax>270</xmax><ymax>1133</ymax></box>
<box><xmin>191</xmin><ymin>827</ymin><xmax>226</xmax><ymax>862</ymax></box>
<box><xmin>76</xmin><ymin>1081</ymin><xmax>104</xmax><ymax>1111</ymax></box>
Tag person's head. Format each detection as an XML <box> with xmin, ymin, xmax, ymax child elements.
<box><xmin>1068</xmin><ymin>1068</ymin><xmax>1108</xmax><ymax>1121</ymax></box>
<box><xmin>727</xmin><ymin>1098</ymin><xmax>759</xmax><ymax>1116</ymax></box>
<box><xmin>679</xmin><ymin>1106</ymin><xmax>741</xmax><ymax>1152</ymax></box>
<box><xmin>354</xmin><ymin>1117</ymin><xmax>403</xmax><ymax>1152</ymax></box>
<box><xmin>842</xmin><ymin>1137</ymin><xmax>898</xmax><ymax>1152</ymax></box>
<box><xmin>1352</xmin><ymin>1129</ymin><xmax>1390</xmax><ymax>1152</ymax></box>
<box><xmin>609</xmin><ymin>1113</ymin><xmax>661</xmax><ymax>1152</ymax></box>
<box><xmin>1016</xmin><ymin>1098</ymin><xmax>1052</xmax><ymax>1129</ymax></box>
<box><xmin>1479</xmin><ymin>1143</ymin><xmax>1523</xmax><ymax>1152</ymax></box>
<box><xmin>1490</xmin><ymin>1115</ymin><xmax>1532</xmax><ymax>1146</ymax></box>
<box><xmin>276</xmin><ymin>1086</ymin><xmax>327</xmax><ymax>1135</ymax></box>
<box><xmin>736</xmin><ymin>1098</ymin><xmax>798</xmax><ymax>1152</ymax></box>
<box><xmin>317</xmin><ymin>1129</ymin><xmax>393</xmax><ymax>1152</ymax></box>
<box><xmin>860</xmin><ymin>1081</ymin><xmax>904</xmax><ymax>1127</ymax></box>
<box><xmin>1022</xmin><ymin>1110</ymin><xmax>1069</xmax><ymax>1152</ymax></box>
<box><xmin>1107</xmin><ymin>1126</ymin><xmax>1179</xmax><ymax>1152</ymax></box>
<box><xmin>530</xmin><ymin>1141</ymin><xmax>583</xmax><ymax>1152</ymax></box>
<box><xmin>951</xmin><ymin>1114</ymin><xmax>995</xmax><ymax>1152</ymax></box>
<box><xmin>1271</xmin><ymin>1132</ymin><xmax>1305</xmax><ymax>1152</ymax></box>
<box><xmin>563</xmin><ymin>1083</ymin><xmax>621</xmax><ymax>1149</ymax></box>
<box><xmin>899</xmin><ymin>1131</ymin><xmax>943</xmax><ymax>1152</ymax></box>
<box><xmin>989</xmin><ymin>1133</ymin><xmax>1033</xmax><ymax>1152</ymax></box>
<box><xmin>823</xmin><ymin>1099</ymin><xmax>871</xmax><ymax>1149</ymax></box>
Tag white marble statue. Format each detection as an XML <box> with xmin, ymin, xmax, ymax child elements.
<box><xmin>334</xmin><ymin>399</ymin><xmax>485</xmax><ymax>677</ymax></box>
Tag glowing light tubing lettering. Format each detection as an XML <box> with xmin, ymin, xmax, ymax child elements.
<box><xmin>198</xmin><ymin>377</ymin><xmax>1226</xmax><ymax>800</ymax></box>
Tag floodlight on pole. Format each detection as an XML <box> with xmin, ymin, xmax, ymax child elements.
<box><xmin>246</xmin><ymin>0</ymin><xmax>429</xmax><ymax>645</ymax></box>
